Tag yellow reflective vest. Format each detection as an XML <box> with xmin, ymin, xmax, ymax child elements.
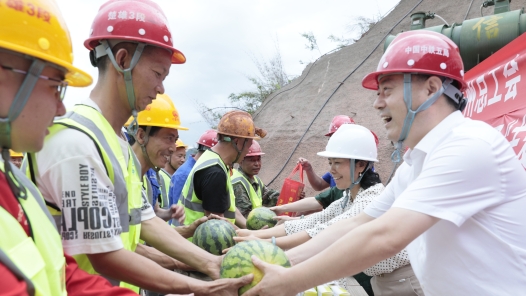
<box><xmin>26</xmin><ymin>104</ymin><xmax>142</xmax><ymax>293</ymax></box>
<box><xmin>0</xmin><ymin>162</ymin><xmax>66</xmax><ymax>296</ymax></box>
<box><xmin>158</xmin><ymin>169</ymin><xmax>171</xmax><ymax>209</ymax></box>
<box><xmin>179</xmin><ymin>150</ymin><xmax>236</xmax><ymax>238</ymax></box>
<box><xmin>231</xmin><ymin>168</ymin><xmax>263</xmax><ymax>210</ymax></box>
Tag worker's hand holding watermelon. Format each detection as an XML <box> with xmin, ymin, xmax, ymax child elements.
<box><xmin>237</xmin><ymin>254</ymin><xmax>292</xmax><ymax>296</ymax></box>
<box><xmin>195</xmin><ymin>274</ymin><xmax>254</xmax><ymax>296</ymax></box>
<box><xmin>174</xmin><ymin>216</ymin><xmax>208</xmax><ymax>239</ymax></box>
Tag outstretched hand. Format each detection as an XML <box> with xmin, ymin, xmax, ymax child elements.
<box><xmin>273</xmin><ymin>215</ymin><xmax>299</xmax><ymax>225</ymax></box>
<box><xmin>195</xmin><ymin>274</ymin><xmax>253</xmax><ymax>296</ymax></box>
<box><xmin>174</xmin><ymin>216</ymin><xmax>208</xmax><ymax>238</ymax></box>
<box><xmin>242</xmin><ymin>256</ymin><xmax>294</xmax><ymax>296</ymax></box>
<box><xmin>208</xmin><ymin>214</ymin><xmax>240</xmax><ymax>230</ymax></box>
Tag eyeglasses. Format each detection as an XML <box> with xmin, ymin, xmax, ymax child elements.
<box><xmin>1</xmin><ymin>65</ymin><xmax>68</xmax><ymax>101</ymax></box>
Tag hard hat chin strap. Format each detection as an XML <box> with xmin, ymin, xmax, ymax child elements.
<box><xmin>99</xmin><ymin>40</ymin><xmax>146</xmax><ymax>138</ymax></box>
<box><xmin>0</xmin><ymin>58</ymin><xmax>45</xmax><ymax>199</ymax></box>
<box><xmin>137</xmin><ymin>126</ymin><xmax>158</xmax><ymax>172</ymax></box>
<box><xmin>231</xmin><ymin>138</ymin><xmax>248</xmax><ymax>165</ymax></box>
<box><xmin>341</xmin><ymin>160</ymin><xmax>370</xmax><ymax>210</ymax></box>
<box><xmin>387</xmin><ymin>74</ymin><xmax>451</xmax><ymax>183</ymax></box>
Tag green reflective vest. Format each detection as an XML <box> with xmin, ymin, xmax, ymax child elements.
<box><xmin>231</xmin><ymin>169</ymin><xmax>263</xmax><ymax>210</ymax></box>
<box><xmin>179</xmin><ymin>150</ymin><xmax>236</xmax><ymax>237</ymax></box>
<box><xmin>0</xmin><ymin>162</ymin><xmax>66</xmax><ymax>296</ymax></box>
<box><xmin>26</xmin><ymin>104</ymin><xmax>142</xmax><ymax>293</ymax></box>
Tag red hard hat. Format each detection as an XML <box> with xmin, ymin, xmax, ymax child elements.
<box><xmin>362</xmin><ymin>30</ymin><xmax>466</xmax><ymax>91</ymax></box>
<box><xmin>197</xmin><ymin>129</ymin><xmax>218</xmax><ymax>148</ymax></box>
<box><xmin>84</xmin><ymin>0</ymin><xmax>186</xmax><ymax>64</ymax></box>
<box><xmin>371</xmin><ymin>131</ymin><xmax>379</xmax><ymax>148</ymax></box>
<box><xmin>325</xmin><ymin>115</ymin><xmax>355</xmax><ymax>137</ymax></box>
<box><xmin>245</xmin><ymin>141</ymin><xmax>264</xmax><ymax>157</ymax></box>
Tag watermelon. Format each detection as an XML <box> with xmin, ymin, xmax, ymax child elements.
<box><xmin>246</xmin><ymin>207</ymin><xmax>277</xmax><ymax>230</ymax></box>
<box><xmin>220</xmin><ymin>240</ymin><xmax>291</xmax><ymax>295</ymax></box>
<box><xmin>192</xmin><ymin>219</ymin><xmax>236</xmax><ymax>255</ymax></box>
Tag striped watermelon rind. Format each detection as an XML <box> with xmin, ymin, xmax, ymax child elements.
<box><xmin>220</xmin><ymin>240</ymin><xmax>291</xmax><ymax>295</ymax></box>
<box><xmin>193</xmin><ymin>219</ymin><xmax>236</xmax><ymax>255</ymax></box>
<box><xmin>246</xmin><ymin>207</ymin><xmax>277</xmax><ymax>230</ymax></box>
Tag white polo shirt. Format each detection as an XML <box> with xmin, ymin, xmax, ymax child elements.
<box><xmin>365</xmin><ymin>111</ymin><xmax>526</xmax><ymax>295</ymax></box>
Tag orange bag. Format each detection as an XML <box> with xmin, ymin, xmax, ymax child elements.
<box><xmin>276</xmin><ymin>164</ymin><xmax>305</xmax><ymax>217</ymax></box>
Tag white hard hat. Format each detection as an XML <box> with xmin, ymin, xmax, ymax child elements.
<box><xmin>317</xmin><ymin>124</ymin><xmax>378</xmax><ymax>162</ymax></box>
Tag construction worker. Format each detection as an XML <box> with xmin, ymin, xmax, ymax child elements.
<box><xmin>169</xmin><ymin>129</ymin><xmax>218</xmax><ymax>220</ymax></box>
<box><xmin>127</xmin><ymin>94</ymin><xmax>186</xmax><ymax>223</ymax></box>
<box><xmin>0</xmin><ymin>0</ymin><xmax>137</xmax><ymax>294</ymax></box>
<box><xmin>167</xmin><ymin>139</ymin><xmax>188</xmax><ymax>175</ymax></box>
<box><xmin>155</xmin><ymin>138</ymin><xmax>186</xmax><ymax>214</ymax></box>
<box><xmin>180</xmin><ymin>111</ymin><xmax>266</xmax><ymax>233</ymax></box>
<box><xmin>27</xmin><ymin>0</ymin><xmax>251</xmax><ymax>294</ymax></box>
<box><xmin>243</xmin><ymin>31</ymin><xmax>526</xmax><ymax>296</ymax></box>
<box><xmin>9</xmin><ymin>150</ymin><xmax>23</xmax><ymax>169</ymax></box>
<box><xmin>231</xmin><ymin>141</ymin><xmax>281</xmax><ymax>218</ymax></box>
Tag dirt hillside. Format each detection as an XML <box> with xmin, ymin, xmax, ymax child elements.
<box><xmin>254</xmin><ymin>0</ymin><xmax>526</xmax><ymax>195</ymax></box>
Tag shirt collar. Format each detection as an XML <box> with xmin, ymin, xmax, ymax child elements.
<box><xmin>403</xmin><ymin>111</ymin><xmax>465</xmax><ymax>164</ymax></box>
<box><xmin>238</xmin><ymin>167</ymin><xmax>256</xmax><ymax>183</ymax></box>
<box><xmin>79</xmin><ymin>98</ymin><xmax>102</xmax><ymax>113</ymax></box>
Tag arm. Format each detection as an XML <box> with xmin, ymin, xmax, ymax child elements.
<box><xmin>140</xmin><ymin>216</ymin><xmax>222</xmax><ymax>279</ymax></box>
<box><xmin>244</xmin><ymin>208</ymin><xmax>439</xmax><ymax>296</ymax></box>
<box><xmin>270</xmin><ymin>197</ymin><xmax>322</xmax><ymax>214</ymax></box>
<box><xmin>135</xmin><ymin>244</ymin><xmax>192</xmax><ymax>271</ymax></box>
<box><xmin>298</xmin><ymin>158</ymin><xmax>329</xmax><ymax>191</ymax></box>
<box><xmin>286</xmin><ymin>212</ymin><xmax>374</xmax><ymax>265</ymax></box>
<box><xmin>88</xmin><ymin>248</ymin><xmax>252</xmax><ymax>295</ymax></box>
<box><xmin>235</xmin><ymin>207</ymin><xmax>247</xmax><ymax>229</ymax></box>
<box><xmin>64</xmin><ymin>253</ymin><xmax>138</xmax><ymax>296</ymax></box>
<box><xmin>236</xmin><ymin>223</ymin><xmax>287</xmax><ymax>238</ymax></box>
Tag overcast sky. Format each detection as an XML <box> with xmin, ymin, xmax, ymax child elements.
<box><xmin>56</xmin><ymin>0</ymin><xmax>400</xmax><ymax>146</ymax></box>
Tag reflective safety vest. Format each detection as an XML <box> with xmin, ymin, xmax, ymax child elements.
<box><xmin>0</xmin><ymin>162</ymin><xmax>66</xmax><ymax>296</ymax></box>
<box><xmin>26</xmin><ymin>104</ymin><xmax>142</xmax><ymax>293</ymax></box>
<box><xmin>179</xmin><ymin>150</ymin><xmax>236</xmax><ymax>237</ymax></box>
<box><xmin>231</xmin><ymin>169</ymin><xmax>263</xmax><ymax>210</ymax></box>
<box><xmin>158</xmin><ymin>169</ymin><xmax>171</xmax><ymax>209</ymax></box>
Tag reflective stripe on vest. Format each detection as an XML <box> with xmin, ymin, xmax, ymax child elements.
<box><xmin>181</xmin><ymin>151</ymin><xmax>236</xmax><ymax>231</ymax></box>
<box><xmin>26</xmin><ymin>105</ymin><xmax>141</xmax><ymax>293</ymax></box>
<box><xmin>158</xmin><ymin>169</ymin><xmax>171</xmax><ymax>209</ymax></box>
<box><xmin>0</xmin><ymin>163</ymin><xmax>66</xmax><ymax>296</ymax></box>
<box><xmin>231</xmin><ymin>169</ymin><xmax>263</xmax><ymax>210</ymax></box>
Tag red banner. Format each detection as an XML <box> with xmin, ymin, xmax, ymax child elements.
<box><xmin>463</xmin><ymin>32</ymin><xmax>526</xmax><ymax>168</ymax></box>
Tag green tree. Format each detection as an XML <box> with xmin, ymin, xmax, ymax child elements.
<box><xmin>197</xmin><ymin>47</ymin><xmax>291</xmax><ymax>128</ymax></box>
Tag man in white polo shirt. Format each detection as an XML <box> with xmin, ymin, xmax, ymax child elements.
<box><xmin>243</xmin><ymin>30</ymin><xmax>526</xmax><ymax>296</ymax></box>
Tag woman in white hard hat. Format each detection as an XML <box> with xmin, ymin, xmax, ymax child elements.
<box><xmin>236</xmin><ymin>124</ymin><xmax>422</xmax><ymax>295</ymax></box>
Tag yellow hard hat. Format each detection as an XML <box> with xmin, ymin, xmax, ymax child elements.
<box><xmin>0</xmin><ymin>0</ymin><xmax>92</xmax><ymax>87</ymax></box>
<box><xmin>176</xmin><ymin>139</ymin><xmax>187</xmax><ymax>148</ymax></box>
<box><xmin>126</xmin><ymin>94</ymin><xmax>188</xmax><ymax>130</ymax></box>
<box><xmin>216</xmin><ymin>110</ymin><xmax>266</xmax><ymax>139</ymax></box>
<box><xmin>9</xmin><ymin>150</ymin><xmax>23</xmax><ymax>158</ymax></box>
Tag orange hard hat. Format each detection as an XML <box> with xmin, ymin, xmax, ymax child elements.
<box><xmin>216</xmin><ymin>110</ymin><xmax>266</xmax><ymax>139</ymax></box>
